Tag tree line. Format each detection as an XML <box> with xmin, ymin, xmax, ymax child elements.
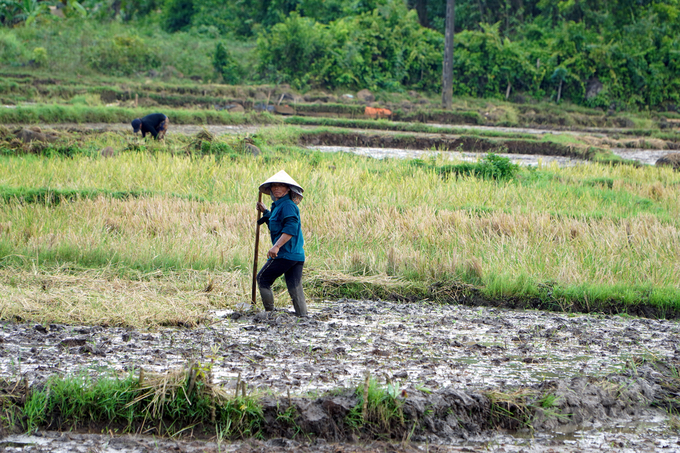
<box><xmin>1</xmin><ymin>0</ymin><xmax>679</xmax><ymax>109</ymax></box>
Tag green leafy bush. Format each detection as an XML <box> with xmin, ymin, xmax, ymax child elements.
<box><xmin>213</xmin><ymin>42</ymin><xmax>242</xmax><ymax>84</ymax></box>
<box><xmin>32</xmin><ymin>46</ymin><xmax>47</xmax><ymax>66</ymax></box>
<box><xmin>476</xmin><ymin>153</ymin><xmax>520</xmax><ymax>180</ymax></box>
<box><xmin>257</xmin><ymin>12</ymin><xmax>330</xmax><ymax>87</ymax></box>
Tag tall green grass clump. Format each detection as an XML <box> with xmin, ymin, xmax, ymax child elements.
<box><xmin>411</xmin><ymin>153</ymin><xmax>520</xmax><ymax>180</ymax></box>
<box><xmin>23</xmin><ymin>364</ymin><xmax>264</xmax><ymax>438</ymax></box>
<box><xmin>346</xmin><ymin>378</ymin><xmax>404</xmax><ymax>436</ymax></box>
<box><xmin>23</xmin><ymin>371</ymin><xmax>139</xmax><ymax>432</ymax></box>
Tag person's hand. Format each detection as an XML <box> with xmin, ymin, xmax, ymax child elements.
<box><xmin>267</xmin><ymin>245</ymin><xmax>280</xmax><ymax>259</ymax></box>
<box><xmin>256</xmin><ymin>202</ymin><xmax>267</xmax><ymax>213</ymax></box>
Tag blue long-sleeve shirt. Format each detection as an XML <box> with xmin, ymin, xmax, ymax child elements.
<box><xmin>259</xmin><ymin>193</ymin><xmax>305</xmax><ymax>261</ymax></box>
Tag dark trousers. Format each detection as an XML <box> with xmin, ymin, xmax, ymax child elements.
<box><xmin>257</xmin><ymin>258</ymin><xmax>306</xmax><ymax>316</ymax></box>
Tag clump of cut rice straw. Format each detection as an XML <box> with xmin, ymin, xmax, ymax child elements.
<box><xmin>128</xmin><ymin>363</ymin><xmax>229</xmax><ymax>419</ymax></box>
<box><xmin>0</xmin><ymin>267</ymin><xmax>246</xmax><ymax>328</ymax></box>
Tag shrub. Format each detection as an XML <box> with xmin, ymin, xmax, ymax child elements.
<box><xmin>476</xmin><ymin>153</ymin><xmax>520</xmax><ymax>180</ymax></box>
<box><xmin>412</xmin><ymin>153</ymin><xmax>520</xmax><ymax>181</ymax></box>
<box><xmin>32</xmin><ymin>47</ymin><xmax>47</xmax><ymax>67</ymax></box>
<box><xmin>257</xmin><ymin>12</ymin><xmax>329</xmax><ymax>87</ymax></box>
<box><xmin>213</xmin><ymin>42</ymin><xmax>242</xmax><ymax>84</ymax></box>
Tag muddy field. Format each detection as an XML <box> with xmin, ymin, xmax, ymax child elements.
<box><xmin>2</xmin><ymin>425</ymin><xmax>679</xmax><ymax>452</ymax></box>
<box><xmin>2</xmin><ymin>300</ymin><xmax>680</xmax><ymax>451</ymax></box>
<box><xmin>5</xmin><ymin>299</ymin><xmax>680</xmax><ymax>394</ymax></box>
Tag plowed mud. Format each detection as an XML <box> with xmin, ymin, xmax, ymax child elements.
<box><xmin>2</xmin><ymin>300</ymin><xmax>680</xmax><ymax>451</ymax></box>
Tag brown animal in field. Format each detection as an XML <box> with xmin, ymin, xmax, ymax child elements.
<box><xmin>364</xmin><ymin>106</ymin><xmax>392</xmax><ymax>119</ymax></box>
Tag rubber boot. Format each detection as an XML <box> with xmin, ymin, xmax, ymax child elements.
<box><xmin>259</xmin><ymin>286</ymin><xmax>275</xmax><ymax>312</ymax></box>
<box><xmin>288</xmin><ymin>283</ymin><xmax>307</xmax><ymax>317</ymax></box>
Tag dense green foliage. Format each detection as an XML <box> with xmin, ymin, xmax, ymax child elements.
<box><xmin>2</xmin><ymin>0</ymin><xmax>680</xmax><ymax>107</ymax></box>
<box><xmin>257</xmin><ymin>6</ymin><xmax>442</xmax><ymax>90</ymax></box>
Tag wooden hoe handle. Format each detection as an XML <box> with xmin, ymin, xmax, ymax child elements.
<box><xmin>251</xmin><ymin>192</ymin><xmax>263</xmax><ymax>304</ymax></box>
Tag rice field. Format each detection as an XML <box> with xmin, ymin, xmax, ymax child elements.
<box><xmin>0</xmin><ymin>128</ymin><xmax>678</xmax><ymax>327</ymax></box>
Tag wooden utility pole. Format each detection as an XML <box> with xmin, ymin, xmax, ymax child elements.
<box><xmin>442</xmin><ymin>0</ymin><xmax>455</xmax><ymax>110</ymax></box>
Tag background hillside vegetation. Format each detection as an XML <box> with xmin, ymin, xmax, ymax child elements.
<box><xmin>1</xmin><ymin>0</ymin><xmax>679</xmax><ymax>110</ymax></box>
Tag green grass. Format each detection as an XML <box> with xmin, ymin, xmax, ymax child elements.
<box><xmin>22</xmin><ymin>365</ymin><xmax>264</xmax><ymax>438</ymax></box>
<box><xmin>346</xmin><ymin>378</ymin><xmax>404</xmax><ymax>435</ymax></box>
<box><xmin>410</xmin><ymin>153</ymin><xmax>521</xmax><ymax>180</ymax></box>
<box><xmin>285</xmin><ymin>116</ymin><xmax>538</xmax><ymax>139</ymax></box>
<box><xmin>0</xmin><ymin>186</ymin><xmax>150</xmax><ymax>204</ymax></box>
<box><xmin>0</xmin><ymin>20</ymin><xmax>236</xmax><ymax>81</ymax></box>
<box><xmin>0</xmin><ymin>104</ymin><xmax>280</xmax><ymax>126</ymax></box>
<box><xmin>23</xmin><ymin>371</ymin><xmax>138</xmax><ymax>432</ymax></box>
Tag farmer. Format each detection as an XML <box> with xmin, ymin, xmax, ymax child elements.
<box><xmin>131</xmin><ymin>113</ymin><xmax>169</xmax><ymax>140</ymax></box>
<box><xmin>255</xmin><ymin>170</ymin><xmax>307</xmax><ymax>317</ymax></box>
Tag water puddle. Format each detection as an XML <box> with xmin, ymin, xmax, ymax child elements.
<box><xmin>611</xmin><ymin>148</ymin><xmax>670</xmax><ymax>166</ymax></box>
<box><xmin>309</xmin><ymin>145</ymin><xmax>585</xmax><ymax>167</ymax></box>
<box><xmin>310</xmin><ymin>145</ymin><xmax>677</xmax><ymax>167</ymax></box>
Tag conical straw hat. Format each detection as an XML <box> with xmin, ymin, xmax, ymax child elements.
<box><xmin>259</xmin><ymin>170</ymin><xmax>304</xmax><ymax>196</ymax></box>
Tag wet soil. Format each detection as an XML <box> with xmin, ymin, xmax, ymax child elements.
<box><xmin>0</xmin><ymin>434</ymin><xmax>449</xmax><ymax>453</ymax></box>
<box><xmin>2</xmin><ymin>300</ymin><xmax>680</xmax><ymax>451</ymax></box>
<box><xmin>2</xmin><ymin>425</ymin><xmax>680</xmax><ymax>453</ymax></box>
<box><xmin>4</xmin><ymin>300</ymin><xmax>679</xmax><ymax>394</ymax></box>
